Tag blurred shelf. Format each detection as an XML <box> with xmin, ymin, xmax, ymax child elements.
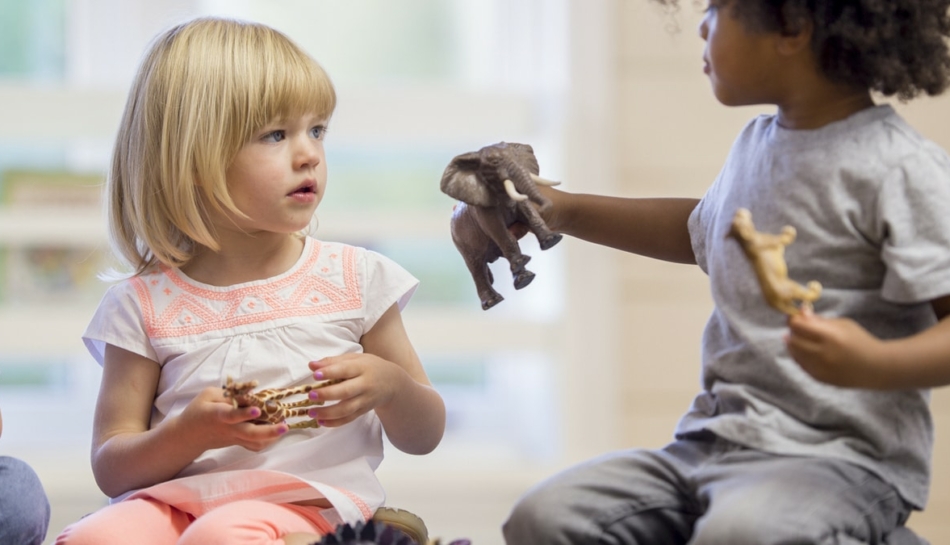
<box><xmin>0</xmin><ymin>206</ymin><xmax>452</xmax><ymax>246</ymax></box>
<box><xmin>319</xmin><ymin>209</ymin><xmax>452</xmax><ymax>241</ymax></box>
<box><xmin>0</xmin><ymin>305</ymin><xmax>95</xmax><ymax>356</ymax></box>
<box><xmin>403</xmin><ymin>307</ymin><xmax>557</xmax><ymax>353</ymax></box>
<box><xmin>0</xmin><ymin>207</ymin><xmax>105</xmax><ymax>247</ymax></box>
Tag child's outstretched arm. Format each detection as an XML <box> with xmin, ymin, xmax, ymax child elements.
<box><xmin>307</xmin><ymin>303</ymin><xmax>446</xmax><ymax>455</ymax></box>
<box><xmin>91</xmin><ymin>345</ymin><xmax>286</xmax><ymax>498</ymax></box>
<box><xmin>537</xmin><ymin>186</ymin><xmax>698</xmax><ymax>264</ymax></box>
<box><xmin>786</xmin><ymin>295</ymin><xmax>950</xmax><ymax>389</ymax></box>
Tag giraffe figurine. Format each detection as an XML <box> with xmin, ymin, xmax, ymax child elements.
<box><xmin>727</xmin><ymin>208</ymin><xmax>822</xmax><ymax>316</ymax></box>
<box><xmin>222</xmin><ymin>376</ymin><xmax>341</xmax><ymax>429</ymax></box>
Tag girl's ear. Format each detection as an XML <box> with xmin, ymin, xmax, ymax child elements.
<box><xmin>776</xmin><ymin>17</ymin><xmax>813</xmax><ymax>56</ymax></box>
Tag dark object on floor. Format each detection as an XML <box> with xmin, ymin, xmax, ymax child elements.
<box><xmin>312</xmin><ymin>519</ymin><xmax>471</xmax><ymax>545</ymax></box>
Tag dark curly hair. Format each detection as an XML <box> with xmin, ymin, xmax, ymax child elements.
<box><xmin>660</xmin><ymin>0</ymin><xmax>950</xmax><ymax>100</ymax></box>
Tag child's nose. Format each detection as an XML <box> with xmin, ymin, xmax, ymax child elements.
<box><xmin>294</xmin><ymin>139</ymin><xmax>321</xmax><ymax>169</ymax></box>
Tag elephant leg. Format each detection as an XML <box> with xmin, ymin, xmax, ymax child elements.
<box><xmin>451</xmin><ymin>210</ymin><xmax>506</xmax><ymax>309</ymax></box>
<box><xmin>456</xmin><ymin>241</ymin><xmax>504</xmax><ymax>310</ymax></box>
<box><xmin>518</xmin><ymin>202</ymin><xmax>563</xmax><ymax>251</ymax></box>
<box><xmin>473</xmin><ymin>207</ymin><xmax>532</xmax><ymax>275</ymax></box>
<box><xmin>474</xmin><ymin>259</ymin><xmax>505</xmax><ymax>310</ymax></box>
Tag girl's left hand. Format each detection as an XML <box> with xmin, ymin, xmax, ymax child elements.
<box><xmin>785</xmin><ymin>308</ymin><xmax>890</xmax><ymax>389</ymax></box>
<box><xmin>306</xmin><ymin>354</ymin><xmax>411</xmax><ymax>427</ymax></box>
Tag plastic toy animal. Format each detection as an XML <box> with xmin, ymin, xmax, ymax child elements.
<box><xmin>222</xmin><ymin>377</ymin><xmax>340</xmax><ymax>429</ymax></box>
<box><xmin>441</xmin><ymin>142</ymin><xmax>562</xmax><ymax>310</ymax></box>
<box><xmin>727</xmin><ymin>208</ymin><xmax>821</xmax><ymax>315</ymax></box>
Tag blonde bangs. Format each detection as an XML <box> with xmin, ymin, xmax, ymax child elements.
<box><xmin>236</xmin><ymin>28</ymin><xmax>337</xmax><ymax>141</ymax></box>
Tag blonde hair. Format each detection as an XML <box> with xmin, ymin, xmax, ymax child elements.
<box><xmin>108</xmin><ymin>17</ymin><xmax>336</xmax><ymax>275</ymax></box>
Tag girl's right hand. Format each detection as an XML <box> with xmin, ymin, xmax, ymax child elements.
<box><xmin>175</xmin><ymin>387</ymin><xmax>288</xmax><ymax>452</ymax></box>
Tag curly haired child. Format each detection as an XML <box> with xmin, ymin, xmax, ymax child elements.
<box><xmin>503</xmin><ymin>0</ymin><xmax>950</xmax><ymax>543</ymax></box>
<box><xmin>55</xmin><ymin>17</ymin><xmax>445</xmax><ymax>545</ymax></box>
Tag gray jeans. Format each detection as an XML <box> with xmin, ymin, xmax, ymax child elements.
<box><xmin>503</xmin><ymin>435</ymin><xmax>927</xmax><ymax>545</ymax></box>
<box><xmin>0</xmin><ymin>456</ymin><xmax>50</xmax><ymax>545</ymax></box>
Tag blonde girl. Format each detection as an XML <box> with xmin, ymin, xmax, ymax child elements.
<box><xmin>56</xmin><ymin>17</ymin><xmax>445</xmax><ymax>545</ymax></box>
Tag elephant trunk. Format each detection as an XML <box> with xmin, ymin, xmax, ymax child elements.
<box><xmin>501</xmin><ymin>156</ymin><xmax>551</xmax><ymax>212</ymax></box>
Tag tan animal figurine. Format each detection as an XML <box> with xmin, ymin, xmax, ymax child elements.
<box><xmin>222</xmin><ymin>377</ymin><xmax>340</xmax><ymax>429</ymax></box>
<box><xmin>441</xmin><ymin>142</ymin><xmax>562</xmax><ymax>310</ymax></box>
<box><xmin>727</xmin><ymin>208</ymin><xmax>821</xmax><ymax>315</ymax></box>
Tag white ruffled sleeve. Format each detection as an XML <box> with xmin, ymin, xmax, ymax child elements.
<box><xmin>82</xmin><ymin>280</ymin><xmax>159</xmax><ymax>365</ymax></box>
<box><xmin>357</xmin><ymin>248</ymin><xmax>419</xmax><ymax>335</ymax></box>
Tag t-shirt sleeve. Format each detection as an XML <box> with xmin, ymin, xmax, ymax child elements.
<box><xmin>358</xmin><ymin>249</ymin><xmax>420</xmax><ymax>334</ymax></box>
<box><xmin>878</xmin><ymin>145</ymin><xmax>950</xmax><ymax>303</ymax></box>
<box><xmin>82</xmin><ymin>280</ymin><xmax>158</xmax><ymax>365</ymax></box>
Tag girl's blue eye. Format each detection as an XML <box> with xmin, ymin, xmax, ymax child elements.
<box><xmin>310</xmin><ymin>125</ymin><xmax>326</xmax><ymax>139</ymax></box>
<box><xmin>263</xmin><ymin>130</ymin><xmax>285</xmax><ymax>143</ymax></box>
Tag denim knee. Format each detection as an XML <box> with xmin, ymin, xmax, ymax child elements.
<box><xmin>503</xmin><ymin>485</ymin><xmax>574</xmax><ymax>545</ymax></box>
<box><xmin>0</xmin><ymin>456</ymin><xmax>51</xmax><ymax>545</ymax></box>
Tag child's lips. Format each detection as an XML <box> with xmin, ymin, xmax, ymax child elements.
<box><xmin>288</xmin><ymin>181</ymin><xmax>317</xmax><ymax>203</ymax></box>
<box><xmin>288</xmin><ymin>181</ymin><xmax>316</xmax><ymax>196</ymax></box>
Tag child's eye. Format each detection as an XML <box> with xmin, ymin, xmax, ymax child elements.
<box><xmin>262</xmin><ymin>130</ymin><xmax>286</xmax><ymax>143</ymax></box>
<box><xmin>310</xmin><ymin>125</ymin><xmax>327</xmax><ymax>139</ymax></box>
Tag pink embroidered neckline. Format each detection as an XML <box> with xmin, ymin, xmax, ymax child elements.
<box><xmin>132</xmin><ymin>240</ymin><xmax>363</xmax><ymax>338</ymax></box>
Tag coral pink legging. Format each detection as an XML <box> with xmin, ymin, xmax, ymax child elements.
<box><xmin>55</xmin><ymin>498</ymin><xmax>336</xmax><ymax>545</ymax></box>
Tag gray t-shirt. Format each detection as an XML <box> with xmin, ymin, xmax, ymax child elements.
<box><xmin>682</xmin><ymin>105</ymin><xmax>950</xmax><ymax>508</ymax></box>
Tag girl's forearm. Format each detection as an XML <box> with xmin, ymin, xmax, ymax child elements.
<box><xmin>375</xmin><ymin>381</ymin><xmax>446</xmax><ymax>455</ymax></box>
<box><xmin>92</xmin><ymin>416</ymin><xmax>204</xmax><ymax>498</ymax></box>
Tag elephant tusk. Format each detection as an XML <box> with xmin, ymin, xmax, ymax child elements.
<box><xmin>530</xmin><ymin>173</ymin><xmax>561</xmax><ymax>187</ymax></box>
<box><xmin>504</xmin><ymin>179</ymin><xmax>529</xmax><ymax>201</ymax></box>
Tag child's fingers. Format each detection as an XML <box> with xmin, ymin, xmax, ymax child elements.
<box><xmin>307</xmin><ymin>396</ymin><xmax>365</xmax><ymax>425</ymax></box>
<box><xmin>309</xmin><ymin>357</ymin><xmax>342</xmax><ymax>379</ymax></box>
<box><xmin>307</xmin><ymin>377</ymin><xmax>353</xmax><ymax>403</ymax></box>
<box><xmin>237</xmin><ymin>422</ymin><xmax>288</xmax><ymax>451</ymax></box>
<box><xmin>787</xmin><ymin>313</ymin><xmax>826</xmax><ymax>341</ymax></box>
<box><xmin>311</xmin><ymin>414</ymin><xmax>360</xmax><ymax>428</ymax></box>
<box><xmin>216</xmin><ymin>404</ymin><xmax>263</xmax><ymax>425</ymax></box>
<box><xmin>309</xmin><ymin>356</ymin><xmax>360</xmax><ymax>382</ymax></box>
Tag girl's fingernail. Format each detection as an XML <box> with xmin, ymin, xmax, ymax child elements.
<box><xmin>250</xmin><ymin>408</ymin><xmax>261</xmax><ymax>417</ymax></box>
<box><xmin>277</xmin><ymin>425</ymin><xmax>288</xmax><ymax>434</ymax></box>
<box><xmin>308</xmin><ymin>391</ymin><xmax>319</xmax><ymax>400</ymax></box>
<box><xmin>318</xmin><ymin>420</ymin><xmax>326</xmax><ymax>427</ymax></box>
<box><xmin>314</xmin><ymin>371</ymin><xmax>324</xmax><ymax>380</ymax></box>
<box><xmin>308</xmin><ymin>409</ymin><xmax>318</xmax><ymax>418</ymax></box>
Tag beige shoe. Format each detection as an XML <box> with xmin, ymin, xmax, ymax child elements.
<box><xmin>372</xmin><ymin>507</ymin><xmax>429</xmax><ymax>545</ymax></box>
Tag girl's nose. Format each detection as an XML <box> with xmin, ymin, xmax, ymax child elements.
<box><xmin>294</xmin><ymin>139</ymin><xmax>321</xmax><ymax>169</ymax></box>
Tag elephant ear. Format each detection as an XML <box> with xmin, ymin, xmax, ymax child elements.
<box><xmin>440</xmin><ymin>152</ymin><xmax>496</xmax><ymax>207</ymax></box>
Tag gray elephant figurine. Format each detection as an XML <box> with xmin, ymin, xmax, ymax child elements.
<box><xmin>441</xmin><ymin>142</ymin><xmax>562</xmax><ymax>310</ymax></box>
